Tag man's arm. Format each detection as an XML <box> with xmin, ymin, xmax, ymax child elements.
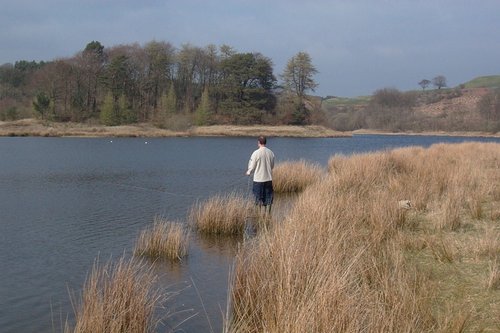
<box><xmin>246</xmin><ymin>152</ymin><xmax>256</xmax><ymax>175</ymax></box>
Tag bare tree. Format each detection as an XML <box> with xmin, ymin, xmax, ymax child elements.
<box><xmin>280</xmin><ymin>52</ymin><xmax>319</xmax><ymax>125</ymax></box>
<box><xmin>418</xmin><ymin>79</ymin><xmax>431</xmax><ymax>91</ymax></box>
<box><xmin>432</xmin><ymin>75</ymin><xmax>447</xmax><ymax>90</ymax></box>
<box><xmin>144</xmin><ymin>41</ymin><xmax>175</xmax><ymax>111</ymax></box>
<box><xmin>281</xmin><ymin>52</ymin><xmax>318</xmax><ymax>100</ymax></box>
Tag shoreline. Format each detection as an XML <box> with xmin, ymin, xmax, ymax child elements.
<box><xmin>352</xmin><ymin>128</ymin><xmax>500</xmax><ymax>138</ymax></box>
<box><xmin>0</xmin><ymin>119</ymin><xmax>350</xmax><ymax>138</ymax></box>
<box><xmin>0</xmin><ymin>119</ymin><xmax>498</xmax><ymax>138</ymax></box>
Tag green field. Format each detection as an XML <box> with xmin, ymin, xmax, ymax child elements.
<box><xmin>322</xmin><ymin>95</ymin><xmax>371</xmax><ymax>109</ymax></box>
<box><xmin>462</xmin><ymin>75</ymin><xmax>500</xmax><ymax>89</ymax></box>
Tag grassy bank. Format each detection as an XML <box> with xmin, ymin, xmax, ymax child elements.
<box><xmin>0</xmin><ymin>119</ymin><xmax>349</xmax><ymax>138</ymax></box>
<box><xmin>272</xmin><ymin>160</ymin><xmax>324</xmax><ymax>193</ymax></box>
<box><xmin>190</xmin><ymin>125</ymin><xmax>348</xmax><ymax>138</ymax></box>
<box><xmin>2</xmin><ymin>118</ymin><xmax>498</xmax><ymax>138</ymax></box>
<box><xmin>227</xmin><ymin>142</ymin><xmax>500</xmax><ymax>332</ymax></box>
<box><xmin>352</xmin><ymin>128</ymin><xmax>500</xmax><ymax>138</ymax></box>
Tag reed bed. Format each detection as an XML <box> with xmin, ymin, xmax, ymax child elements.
<box><xmin>226</xmin><ymin>142</ymin><xmax>500</xmax><ymax>332</ymax></box>
<box><xmin>135</xmin><ymin>217</ymin><xmax>189</xmax><ymax>261</ymax></box>
<box><xmin>66</xmin><ymin>256</ymin><xmax>165</xmax><ymax>333</ymax></box>
<box><xmin>272</xmin><ymin>160</ymin><xmax>324</xmax><ymax>193</ymax></box>
<box><xmin>487</xmin><ymin>259</ymin><xmax>500</xmax><ymax>290</ymax></box>
<box><xmin>189</xmin><ymin>192</ymin><xmax>252</xmax><ymax>235</ymax></box>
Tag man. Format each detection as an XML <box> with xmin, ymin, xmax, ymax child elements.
<box><xmin>246</xmin><ymin>136</ymin><xmax>275</xmax><ymax>215</ymax></box>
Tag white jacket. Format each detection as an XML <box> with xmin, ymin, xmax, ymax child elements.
<box><xmin>247</xmin><ymin>146</ymin><xmax>275</xmax><ymax>182</ymax></box>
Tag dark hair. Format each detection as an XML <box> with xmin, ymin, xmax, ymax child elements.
<box><xmin>258</xmin><ymin>136</ymin><xmax>267</xmax><ymax>145</ymax></box>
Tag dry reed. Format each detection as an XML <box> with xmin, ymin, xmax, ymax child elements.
<box><xmin>487</xmin><ymin>259</ymin><xmax>500</xmax><ymax>290</ymax></box>
<box><xmin>272</xmin><ymin>160</ymin><xmax>324</xmax><ymax>193</ymax></box>
<box><xmin>0</xmin><ymin>119</ymin><xmax>350</xmax><ymax>138</ymax></box>
<box><xmin>66</xmin><ymin>256</ymin><xmax>165</xmax><ymax>333</ymax></box>
<box><xmin>135</xmin><ymin>217</ymin><xmax>189</xmax><ymax>261</ymax></box>
<box><xmin>189</xmin><ymin>192</ymin><xmax>252</xmax><ymax>235</ymax></box>
<box><xmin>426</xmin><ymin>235</ymin><xmax>457</xmax><ymax>263</ymax></box>
<box><xmin>226</xmin><ymin>142</ymin><xmax>500</xmax><ymax>332</ymax></box>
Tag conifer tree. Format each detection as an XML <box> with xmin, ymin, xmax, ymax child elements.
<box><xmin>195</xmin><ymin>87</ymin><xmax>211</xmax><ymax>126</ymax></box>
<box><xmin>100</xmin><ymin>92</ymin><xmax>118</xmax><ymax>125</ymax></box>
<box><xmin>33</xmin><ymin>91</ymin><xmax>51</xmax><ymax>120</ymax></box>
<box><xmin>165</xmin><ymin>84</ymin><xmax>177</xmax><ymax>114</ymax></box>
<box><xmin>156</xmin><ymin>84</ymin><xmax>177</xmax><ymax>127</ymax></box>
<box><xmin>119</xmin><ymin>94</ymin><xmax>136</xmax><ymax>124</ymax></box>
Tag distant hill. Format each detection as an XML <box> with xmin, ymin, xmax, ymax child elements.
<box><xmin>462</xmin><ymin>75</ymin><xmax>500</xmax><ymax>89</ymax></box>
<box><xmin>320</xmin><ymin>75</ymin><xmax>500</xmax><ymax>133</ymax></box>
<box><xmin>321</xmin><ymin>75</ymin><xmax>500</xmax><ymax>105</ymax></box>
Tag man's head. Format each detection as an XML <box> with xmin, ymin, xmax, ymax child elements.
<box><xmin>258</xmin><ymin>136</ymin><xmax>267</xmax><ymax>146</ymax></box>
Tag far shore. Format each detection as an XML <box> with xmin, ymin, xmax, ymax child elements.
<box><xmin>0</xmin><ymin>118</ymin><xmax>498</xmax><ymax>138</ymax></box>
<box><xmin>352</xmin><ymin>128</ymin><xmax>500</xmax><ymax>138</ymax></box>
<box><xmin>0</xmin><ymin>119</ymin><xmax>350</xmax><ymax>138</ymax></box>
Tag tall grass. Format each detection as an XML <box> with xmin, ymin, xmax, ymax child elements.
<box><xmin>487</xmin><ymin>259</ymin><xmax>500</xmax><ymax>290</ymax></box>
<box><xmin>135</xmin><ymin>216</ymin><xmax>189</xmax><ymax>261</ymax></box>
<box><xmin>475</xmin><ymin>226</ymin><xmax>500</xmax><ymax>259</ymax></box>
<box><xmin>66</xmin><ymin>256</ymin><xmax>166</xmax><ymax>333</ymax></box>
<box><xmin>189</xmin><ymin>192</ymin><xmax>252</xmax><ymax>235</ymax></box>
<box><xmin>226</xmin><ymin>142</ymin><xmax>500</xmax><ymax>332</ymax></box>
<box><xmin>272</xmin><ymin>160</ymin><xmax>324</xmax><ymax>193</ymax></box>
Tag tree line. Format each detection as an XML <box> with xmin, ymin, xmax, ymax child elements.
<box><xmin>0</xmin><ymin>41</ymin><xmax>320</xmax><ymax>127</ymax></box>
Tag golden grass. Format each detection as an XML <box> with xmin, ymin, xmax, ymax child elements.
<box><xmin>226</xmin><ymin>142</ymin><xmax>500</xmax><ymax>332</ymax></box>
<box><xmin>189</xmin><ymin>192</ymin><xmax>252</xmax><ymax>235</ymax></box>
<box><xmin>487</xmin><ymin>259</ymin><xmax>500</xmax><ymax>290</ymax></box>
<box><xmin>272</xmin><ymin>160</ymin><xmax>324</xmax><ymax>193</ymax></box>
<box><xmin>66</xmin><ymin>256</ymin><xmax>166</xmax><ymax>333</ymax></box>
<box><xmin>0</xmin><ymin>119</ymin><xmax>350</xmax><ymax>138</ymax></box>
<box><xmin>189</xmin><ymin>125</ymin><xmax>350</xmax><ymax>137</ymax></box>
<box><xmin>475</xmin><ymin>226</ymin><xmax>500</xmax><ymax>260</ymax></box>
<box><xmin>0</xmin><ymin>118</ymin><xmax>185</xmax><ymax>137</ymax></box>
<box><xmin>135</xmin><ymin>216</ymin><xmax>189</xmax><ymax>261</ymax></box>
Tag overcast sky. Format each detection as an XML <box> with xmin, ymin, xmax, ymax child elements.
<box><xmin>1</xmin><ymin>0</ymin><xmax>499</xmax><ymax>97</ymax></box>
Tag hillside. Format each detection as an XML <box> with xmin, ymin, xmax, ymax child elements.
<box><xmin>414</xmin><ymin>88</ymin><xmax>489</xmax><ymax>117</ymax></box>
<box><xmin>321</xmin><ymin>75</ymin><xmax>500</xmax><ymax>134</ymax></box>
<box><xmin>462</xmin><ymin>75</ymin><xmax>500</xmax><ymax>89</ymax></box>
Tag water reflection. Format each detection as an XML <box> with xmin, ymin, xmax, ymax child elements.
<box><xmin>196</xmin><ymin>233</ymin><xmax>242</xmax><ymax>256</ymax></box>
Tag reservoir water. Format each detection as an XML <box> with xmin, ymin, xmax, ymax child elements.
<box><xmin>1</xmin><ymin>134</ymin><xmax>499</xmax><ymax>332</ymax></box>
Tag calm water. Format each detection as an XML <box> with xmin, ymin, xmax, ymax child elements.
<box><xmin>1</xmin><ymin>134</ymin><xmax>499</xmax><ymax>333</ymax></box>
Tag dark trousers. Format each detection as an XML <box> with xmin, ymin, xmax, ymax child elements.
<box><xmin>252</xmin><ymin>181</ymin><xmax>273</xmax><ymax>206</ymax></box>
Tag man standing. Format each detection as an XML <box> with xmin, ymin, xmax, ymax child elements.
<box><xmin>246</xmin><ymin>136</ymin><xmax>275</xmax><ymax>215</ymax></box>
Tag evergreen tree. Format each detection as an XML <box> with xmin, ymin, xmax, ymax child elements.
<box><xmin>155</xmin><ymin>92</ymin><xmax>168</xmax><ymax>127</ymax></box>
<box><xmin>119</xmin><ymin>94</ymin><xmax>136</xmax><ymax>124</ymax></box>
<box><xmin>219</xmin><ymin>52</ymin><xmax>276</xmax><ymax>123</ymax></box>
<box><xmin>33</xmin><ymin>92</ymin><xmax>51</xmax><ymax>120</ymax></box>
<box><xmin>165</xmin><ymin>84</ymin><xmax>177</xmax><ymax>114</ymax></box>
<box><xmin>100</xmin><ymin>92</ymin><xmax>118</xmax><ymax>125</ymax></box>
<box><xmin>155</xmin><ymin>84</ymin><xmax>177</xmax><ymax>127</ymax></box>
<box><xmin>195</xmin><ymin>87</ymin><xmax>211</xmax><ymax>125</ymax></box>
